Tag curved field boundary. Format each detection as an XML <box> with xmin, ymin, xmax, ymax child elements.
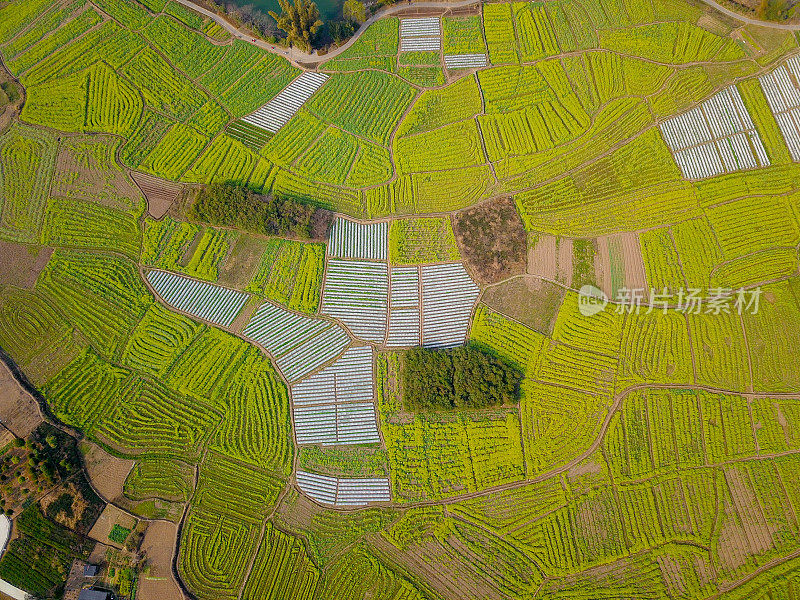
<box><xmin>170</xmin><ymin>0</ymin><xmax>800</xmax><ymax>73</ymax></box>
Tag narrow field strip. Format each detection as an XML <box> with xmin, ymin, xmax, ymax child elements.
<box><xmin>146</xmin><ymin>269</ymin><xmax>248</xmax><ymax>327</ymax></box>
<box><xmin>321</xmin><ymin>260</ymin><xmax>388</xmax><ymax>343</ymax></box>
<box><xmin>400</xmin><ymin>17</ymin><xmax>441</xmax><ymax>37</ymax></box>
<box><xmin>659</xmin><ymin>86</ymin><xmax>770</xmax><ymax>179</ymax></box>
<box><xmin>400</xmin><ymin>17</ymin><xmax>441</xmax><ymax>52</ymax></box>
<box><xmin>290</xmin><ymin>346</ymin><xmax>381</xmax><ymax>445</ymax></box>
<box><xmin>296</xmin><ymin>470</ymin><xmax>391</xmax><ymax>506</ymax></box>
<box><xmin>420</xmin><ymin>263</ymin><xmax>480</xmax><ymax>348</ymax></box>
<box><xmin>241</xmin><ymin>301</ymin><xmax>349</xmax><ymax>381</ymax></box>
<box><xmin>294</xmin><ymin>402</ymin><xmax>380</xmax><ymax>444</ymax></box>
<box><xmin>328</xmin><ymin>217</ymin><xmax>388</xmax><ymax>260</ymax></box>
<box><xmin>387</xmin><ymin>266</ymin><xmax>420</xmax><ymax>346</ymax></box>
<box><xmin>241</xmin><ymin>71</ymin><xmax>329</xmax><ymax>133</ymax></box>
<box><xmin>759</xmin><ymin>55</ymin><xmax>800</xmax><ymax>160</ymax></box>
<box><xmin>444</xmin><ymin>53</ymin><xmax>488</xmax><ymax>69</ymax></box>
<box><xmin>291</xmin><ymin>346</ymin><xmax>374</xmax><ymax>406</ymax></box>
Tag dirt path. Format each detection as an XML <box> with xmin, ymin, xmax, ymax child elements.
<box><xmin>696</xmin><ymin>0</ymin><xmax>800</xmax><ymax>30</ymax></box>
<box><xmin>171</xmin><ymin>0</ymin><xmax>481</xmax><ymax>66</ymax></box>
<box><xmin>172</xmin><ymin>0</ymin><xmax>800</xmax><ymax>72</ymax></box>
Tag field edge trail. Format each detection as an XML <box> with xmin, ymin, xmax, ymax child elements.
<box><xmin>172</xmin><ymin>0</ymin><xmax>800</xmax><ymax>71</ymax></box>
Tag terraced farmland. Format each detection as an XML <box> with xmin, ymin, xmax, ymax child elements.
<box><xmin>2</xmin><ymin>0</ymin><xmax>800</xmax><ymax>598</ymax></box>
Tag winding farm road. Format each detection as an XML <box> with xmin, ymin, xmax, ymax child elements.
<box><xmin>174</xmin><ymin>0</ymin><xmax>800</xmax><ymax>68</ymax></box>
<box><xmin>697</xmin><ymin>0</ymin><xmax>800</xmax><ymax>30</ymax></box>
<box><xmin>172</xmin><ymin>0</ymin><xmax>470</xmax><ymax>65</ymax></box>
<box><xmin>173</xmin><ymin>0</ymin><xmax>482</xmax><ymax>65</ymax></box>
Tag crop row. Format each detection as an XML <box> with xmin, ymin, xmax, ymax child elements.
<box><xmin>37</xmin><ymin>251</ymin><xmax>152</xmax><ymax>360</ymax></box>
<box><xmin>296</xmin><ymin>470</ymin><xmax>391</xmax><ymax>506</ymax></box>
<box><xmin>0</xmin><ymin>122</ymin><xmax>57</xmax><ymax>243</ymax></box>
<box><xmin>242</xmin><ymin>301</ymin><xmax>350</xmax><ymax>382</ymax></box>
<box><xmin>0</xmin><ymin>288</ymin><xmax>81</xmax><ymax>385</ymax></box>
<box><xmin>242</xmin><ymin>523</ymin><xmax>319</xmax><ymax>600</ymax></box>
<box><xmin>123</xmin><ymin>457</ymin><xmax>195</xmax><ymax>502</ymax></box>
<box><xmin>147</xmin><ymin>269</ymin><xmax>248</xmax><ymax>327</ymax></box>
<box><xmin>5</xmin><ymin>7</ymin><xmax>102</xmax><ymax>77</ymax></box>
<box><xmin>95</xmin><ymin>375</ymin><xmax>220</xmax><ymax>461</ymax></box>
<box><xmin>246</xmin><ymin>239</ymin><xmax>325</xmax><ymax>313</ymax></box>
<box><xmin>41</xmin><ymin>196</ymin><xmax>141</xmax><ymax>259</ymax></box>
<box><xmin>306</xmin><ymin>71</ymin><xmax>416</xmax><ymax>146</ymax></box>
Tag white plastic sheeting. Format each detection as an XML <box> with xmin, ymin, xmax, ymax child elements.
<box><xmin>290</xmin><ymin>347</ymin><xmax>380</xmax><ymax>445</ymax></box>
<box><xmin>444</xmin><ymin>53</ymin><xmax>488</xmax><ymax>69</ymax></box>
<box><xmin>420</xmin><ymin>263</ymin><xmax>481</xmax><ymax>348</ymax></box>
<box><xmin>147</xmin><ymin>270</ymin><xmax>248</xmax><ymax>327</ymax></box>
<box><xmin>659</xmin><ymin>86</ymin><xmax>770</xmax><ymax>179</ymax></box>
<box><xmin>400</xmin><ymin>17</ymin><xmax>441</xmax><ymax>52</ymax></box>
<box><xmin>296</xmin><ymin>470</ymin><xmax>391</xmax><ymax>506</ymax></box>
<box><xmin>241</xmin><ymin>71</ymin><xmax>328</xmax><ymax>133</ymax></box>
<box><xmin>321</xmin><ymin>260</ymin><xmax>388</xmax><ymax>343</ymax></box>
<box><xmin>242</xmin><ymin>302</ymin><xmax>349</xmax><ymax>382</ymax></box>
<box><xmin>759</xmin><ymin>55</ymin><xmax>800</xmax><ymax>161</ymax></box>
<box><xmin>328</xmin><ymin>218</ymin><xmax>388</xmax><ymax>260</ymax></box>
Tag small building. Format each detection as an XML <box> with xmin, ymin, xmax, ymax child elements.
<box><xmin>83</xmin><ymin>564</ymin><xmax>100</xmax><ymax>577</ymax></box>
<box><xmin>78</xmin><ymin>589</ymin><xmax>111</xmax><ymax>600</ymax></box>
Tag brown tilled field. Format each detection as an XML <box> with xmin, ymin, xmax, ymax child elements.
<box><xmin>80</xmin><ymin>441</ymin><xmax>136</xmax><ymax>503</ymax></box>
<box><xmin>452</xmin><ymin>197</ymin><xmax>527</xmax><ymax>285</ymax></box>
<box><xmin>52</xmin><ymin>136</ymin><xmax>142</xmax><ymax>210</ymax></box>
<box><xmin>131</xmin><ymin>171</ymin><xmax>184</xmax><ymax>219</ymax></box>
<box><xmin>0</xmin><ymin>360</ymin><xmax>43</xmax><ymax>444</ymax></box>
<box><xmin>481</xmin><ymin>276</ymin><xmax>565</xmax><ymax>335</ymax></box>
<box><xmin>0</xmin><ymin>242</ymin><xmax>52</xmax><ymax>289</ymax></box>
<box><xmin>138</xmin><ymin>521</ymin><xmax>186</xmax><ymax>600</ymax></box>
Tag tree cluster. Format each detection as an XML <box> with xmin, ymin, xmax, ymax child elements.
<box><xmin>401</xmin><ymin>345</ymin><xmax>523</xmax><ymax>411</ymax></box>
<box><xmin>270</xmin><ymin>0</ymin><xmax>323</xmax><ymax>52</ymax></box>
<box><xmin>188</xmin><ymin>183</ymin><xmax>329</xmax><ymax>239</ymax></box>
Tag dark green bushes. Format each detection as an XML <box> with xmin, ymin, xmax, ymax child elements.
<box><xmin>401</xmin><ymin>345</ymin><xmax>522</xmax><ymax>411</ymax></box>
<box><xmin>188</xmin><ymin>183</ymin><xmax>332</xmax><ymax>240</ymax></box>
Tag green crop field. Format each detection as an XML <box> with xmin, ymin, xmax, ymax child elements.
<box><xmin>2</xmin><ymin>0</ymin><xmax>800</xmax><ymax>597</ymax></box>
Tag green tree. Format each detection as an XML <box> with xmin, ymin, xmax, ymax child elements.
<box><xmin>270</xmin><ymin>0</ymin><xmax>323</xmax><ymax>52</ymax></box>
<box><xmin>343</xmin><ymin>0</ymin><xmax>366</xmax><ymax>24</ymax></box>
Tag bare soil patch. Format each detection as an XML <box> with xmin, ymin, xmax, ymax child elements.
<box><xmin>724</xmin><ymin>467</ymin><xmax>775</xmax><ymax>555</ymax></box>
<box><xmin>217</xmin><ymin>234</ymin><xmax>267</xmax><ymax>289</ymax></box>
<box><xmin>369</xmin><ymin>533</ymin><xmax>501</xmax><ymax>600</ymax></box>
<box><xmin>594</xmin><ymin>235</ymin><xmax>612</xmax><ymax>298</ymax></box>
<box><xmin>616</xmin><ymin>231</ymin><xmax>648</xmax><ymax>299</ymax></box>
<box><xmin>0</xmin><ymin>243</ymin><xmax>52</xmax><ymax>289</ymax></box>
<box><xmin>452</xmin><ymin>197</ymin><xmax>527</xmax><ymax>285</ymax></box>
<box><xmin>138</xmin><ymin>521</ymin><xmax>185</xmax><ymax>600</ymax></box>
<box><xmin>80</xmin><ymin>441</ymin><xmax>136</xmax><ymax>503</ymax></box>
<box><xmin>53</xmin><ymin>135</ymin><xmax>142</xmax><ymax>211</ymax></box>
<box><xmin>481</xmin><ymin>276</ymin><xmax>565</xmax><ymax>335</ymax></box>
<box><xmin>596</xmin><ymin>233</ymin><xmax>648</xmax><ymax>300</ymax></box>
<box><xmin>274</xmin><ymin>488</ymin><xmax>325</xmax><ymax>534</ymax></box>
<box><xmin>445</xmin><ymin>4</ymin><xmax>481</xmax><ymax>16</ymax></box>
<box><xmin>556</xmin><ymin>237</ymin><xmax>573</xmax><ymax>287</ymax></box>
<box><xmin>229</xmin><ymin>296</ymin><xmax>260</xmax><ymax>334</ymax></box>
<box><xmin>131</xmin><ymin>171</ymin><xmax>184</xmax><ymax>219</ymax></box>
<box><xmin>657</xmin><ymin>554</ymin><xmax>688</xmax><ymax>597</ymax></box>
<box><xmin>88</xmin><ymin>504</ymin><xmax>137</xmax><ymax>549</ymax></box>
<box><xmin>527</xmin><ymin>234</ymin><xmax>557</xmax><ymax>281</ymax></box>
<box><xmin>0</xmin><ymin>64</ymin><xmax>23</xmax><ymax>134</ymax></box>
<box><xmin>716</xmin><ymin>492</ymin><xmax>753</xmax><ymax>573</ymax></box>
<box><xmin>0</xmin><ymin>360</ymin><xmax>43</xmax><ymax>443</ymax></box>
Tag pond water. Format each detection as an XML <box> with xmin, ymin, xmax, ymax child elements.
<box><xmin>228</xmin><ymin>0</ymin><xmax>345</xmax><ymax>23</ymax></box>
